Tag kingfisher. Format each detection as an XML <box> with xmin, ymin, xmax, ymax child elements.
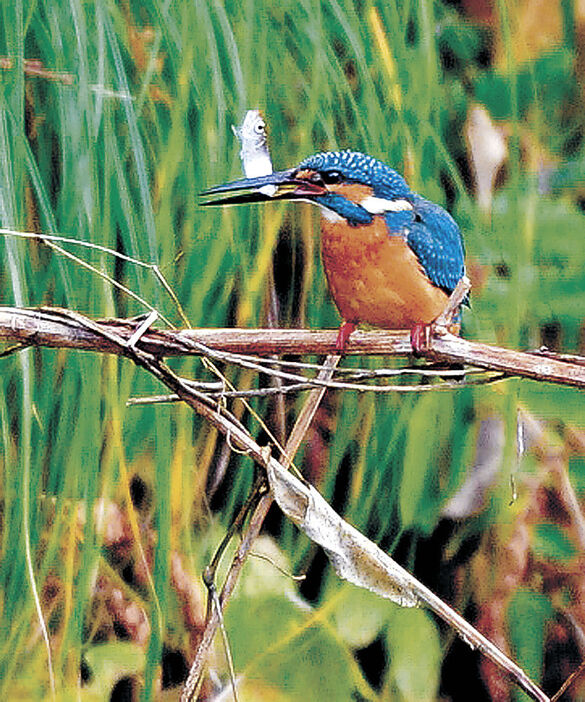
<box><xmin>201</xmin><ymin>150</ymin><xmax>467</xmax><ymax>352</ymax></box>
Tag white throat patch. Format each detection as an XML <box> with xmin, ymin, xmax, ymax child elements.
<box><xmin>360</xmin><ymin>195</ymin><xmax>413</xmax><ymax>214</ymax></box>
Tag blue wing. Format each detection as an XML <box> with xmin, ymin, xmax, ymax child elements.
<box><xmin>385</xmin><ymin>197</ymin><xmax>467</xmax><ymax>299</ymax></box>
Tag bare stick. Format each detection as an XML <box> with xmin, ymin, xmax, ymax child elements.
<box><xmin>1</xmin><ymin>307</ymin><xmax>553</xmax><ymax>702</ymax></box>
<box><xmin>550</xmin><ymin>659</ymin><xmax>585</xmax><ymax>702</ymax></box>
<box><xmin>2</xmin><ymin>307</ymin><xmax>585</xmax><ymax>389</ymax></box>
<box><xmin>434</xmin><ymin>276</ymin><xmax>471</xmax><ymax>328</ymax></box>
<box><xmin>280</xmin><ymin>354</ymin><xmax>340</xmax><ymax>467</ymax></box>
<box><xmin>180</xmin><ymin>355</ymin><xmax>340</xmax><ymax>700</ymax></box>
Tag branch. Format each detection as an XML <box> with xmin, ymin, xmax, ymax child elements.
<box><xmin>266</xmin><ymin>459</ymin><xmax>550</xmax><ymax>702</ymax></box>
<box><xmin>0</xmin><ymin>305</ymin><xmax>571</xmax><ymax>700</ymax></box>
<box><xmin>1</xmin><ymin>306</ymin><xmax>585</xmax><ymax>389</ymax></box>
<box><xmin>180</xmin><ymin>354</ymin><xmax>341</xmax><ymax>701</ymax></box>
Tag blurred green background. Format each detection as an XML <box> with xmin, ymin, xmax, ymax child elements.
<box><xmin>2</xmin><ymin>0</ymin><xmax>585</xmax><ymax>700</ymax></box>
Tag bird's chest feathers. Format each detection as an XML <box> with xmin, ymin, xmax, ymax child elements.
<box><xmin>320</xmin><ymin>216</ymin><xmax>448</xmax><ymax>328</ymax></box>
<box><xmin>321</xmin><ymin>217</ymin><xmax>413</xmax><ymax>286</ymax></box>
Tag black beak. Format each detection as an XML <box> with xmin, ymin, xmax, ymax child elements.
<box><xmin>200</xmin><ymin>168</ymin><xmax>326</xmax><ymax>206</ymax></box>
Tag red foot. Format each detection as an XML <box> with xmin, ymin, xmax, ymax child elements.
<box><xmin>335</xmin><ymin>321</ymin><xmax>356</xmax><ymax>353</ymax></box>
<box><xmin>410</xmin><ymin>323</ymin><xmax>432</xmax><ymax>356</ymax></box>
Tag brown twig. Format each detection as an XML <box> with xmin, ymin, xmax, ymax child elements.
<box><xmin>0</xmin><ymin>306</ymin><xmax>570</xmax><ymax>701</ymax></box>
<box><xmin>180</xmin><ymin>355</ymin><xmax>340</xmax><ymax>700</ymax></box>
<box><xmin>2</xmin><ymin>306</ymin><xmax>585</xmax><ymax>389</ymax></box>
<box><xmin>31</xmin><ymin>311</ymin><xmax>334</xmax><ymax>702</ymax></box>
<box><xmin>550</xmin><ymin>659</ymin><xmax>585</xmax><ymax>702</ymax></box>
<box><xmin>0</xmin><ymin>57</ymin><xmax>76</xmax><ymax>84</ymax></box>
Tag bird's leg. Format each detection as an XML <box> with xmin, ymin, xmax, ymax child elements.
<box><xmin>335</xmin><ymin>321</ymin><xmax>356</xmax><ymax>352</ymax></box>
<box><xmin>410</xmin><ymin>277</ymin><xmax>471</xmax><ymax>356</ymax></box>
<box><xmin>410</xmin><ymin>323</ymin><xmax>432</xmax><ymax>356</ymax></box>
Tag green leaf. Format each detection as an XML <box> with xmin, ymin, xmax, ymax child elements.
<box><xmin>400</xmin><ymin>394</ymin><xmax>454</xmax><ymax>533</ymax></box>
<box><xmin>83</xmin><ymin>642</ymin><xmax>145</xmax><ymax>698</ymax></box>
<box><xmin>385</xmin><ymin>607</ymin><xmax>441</xmax><ymax>702</ymax></box>
<box><xmin>532</xmin><ymin>524</ymin><xmax>576</xmax><ymax>563</ymax></box>
<box><xmin>569</xmin><ymin>457</ymin><xmax>585</xmax><ymax>497</ymax></box>
<box><xmin>508</xmin><ymin>590</ymin><xmax>554</xmax><ymax>701</ymax></box>
<box><xmin>331</xmin><ymin>585</ymin><xmax>392</xmax><ymax>648</ymax></box>
<box><xmin>225</xmin><ymin>594</ymin><xmax>355</xmax><ymax>701</ymax></box>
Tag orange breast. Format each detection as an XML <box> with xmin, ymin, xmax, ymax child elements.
<box><xmin>321</xmin><ymin>216</ymin><xmax>449</xmax><ymax>329</ymax></box>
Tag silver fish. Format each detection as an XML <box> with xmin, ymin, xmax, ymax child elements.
<box><xmin>232</xmin><ymin>110</ymin><xmax>276</xmax><ymax>195</ymax></box>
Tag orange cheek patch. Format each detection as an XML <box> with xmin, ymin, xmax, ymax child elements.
<box><xmin>329</xmin><ymin>183</ymin><xmax>373</xmax><ymax>202</ymax></box>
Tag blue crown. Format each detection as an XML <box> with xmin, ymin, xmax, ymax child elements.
<box><xmin>298</xmin><ymin>150</ymin><xmax>412</xmax><ymax>198</ymax></box>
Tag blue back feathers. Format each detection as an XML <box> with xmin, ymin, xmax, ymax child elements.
<box><xmin>298</xmin><ymin>150</ymin><xmax>466</xmax><ymax>298</ymax></box>
<box><xmin>402</xmin><ymin>197</ymin><xmax>466</xmax><ymax>297</ymax></box>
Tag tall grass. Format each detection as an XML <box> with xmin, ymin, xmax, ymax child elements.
<box><xmin>1</xmin><ymin>0</ymin><xmax>584</xmax><ymax>699</ymax></box>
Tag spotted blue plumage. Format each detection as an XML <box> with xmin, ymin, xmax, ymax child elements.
<box><xmin>401</xmin><ymin>197</ymin><xmax>466</xmax><ymax>298</ymax></box>
<box><xmin>298</xmin><ymin>150</ymin><xmax>466</xmax><ymax>299</ymax></box>
<box><xmin>299</xmin><ymin>150</ymin><xmax>411</xmax><ymax>198</ymax></box>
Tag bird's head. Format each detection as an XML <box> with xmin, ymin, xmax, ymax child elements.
<box><xmin>201</xmin><ymin>150</ymin><xmax>415</xmax><ymax>226</ymax></box>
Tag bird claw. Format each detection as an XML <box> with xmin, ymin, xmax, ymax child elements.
<box><xmin>410</xmin><ymin>323</ymin><xmax>432</xmax><ymax>356</ymax></box>
<box><xmin>335</xmin><ymin>321</ymin><xmax>356</xmax><ymax>353</ymax></box>
<box><xmin>410</xmin><ymin>319</ymin><xmax>454</xmax><ymax>356</ymax></box>
<box><xmin>411</xmin><ymin>278</ymin><xmax>470</xmax><ymax>355</ymax></box>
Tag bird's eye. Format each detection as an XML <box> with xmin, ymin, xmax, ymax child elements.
<box><xmin>322</xmin><ymin>171</ymin><xmax>342</xmax><ymax>185</ymax></box>
<box><xmin>254</xmin><ymin>121</ymin><xmax>266</xmax><ymax>134</ymax></box>
<box><xmin>308</xmin><ymin>172</ymin><xmax>325</xmax><ymax>186</ymax></box>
